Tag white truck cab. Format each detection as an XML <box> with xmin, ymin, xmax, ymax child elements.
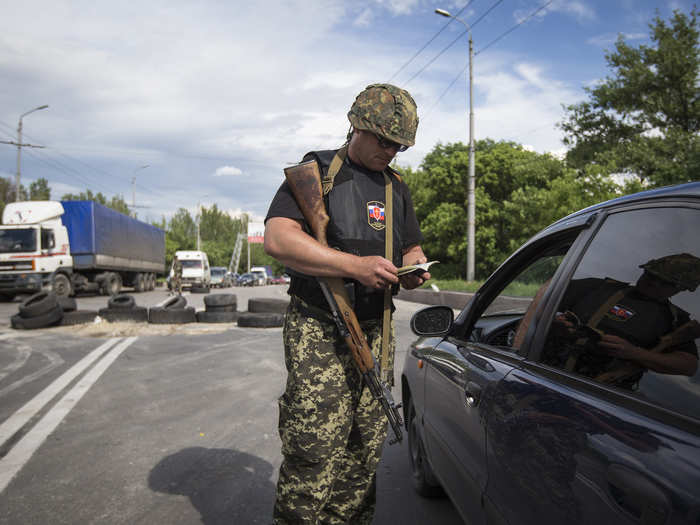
<box><xmin>172</xmin><ymin>250</ymin><xmax>211</xmax><ymax>289</ymax></box>
<box><xmin>0</xmin><ymin>201</ymin><xmax>72</xmax><ymax>299</ymax></box>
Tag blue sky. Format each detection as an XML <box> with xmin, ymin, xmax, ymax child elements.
<box><xmin>0</xmin><ymin>0</ymin><xmax>694</xmax><ymax>223</ymax></box>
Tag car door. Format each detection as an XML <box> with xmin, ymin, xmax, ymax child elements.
<box><xmin>421</xmin><ymin>229</ymin><xmax>584</xmax><ymax>525</ymax></box>
<box><xmin>483</xmin><ymin>202</ymin><xmax>700</xmax><ymax>525</ymax></box>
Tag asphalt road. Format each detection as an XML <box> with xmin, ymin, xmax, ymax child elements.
<box><xmin>0</xmin><ymin>285</ymin><xmax>463</xmax><ymax>524</ymax></box>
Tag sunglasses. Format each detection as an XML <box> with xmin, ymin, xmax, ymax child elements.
<box><xmin>373</xmin><ymin>132</ymin><xmax>409</xmax><ymax>152</ymax></box>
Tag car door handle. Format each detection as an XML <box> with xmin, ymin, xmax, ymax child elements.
<box><xmin>606</xmin><ymin>464</ymin><xmax>670</xmax><ymax>525</ymax></box>
<box><xmin>465</xmin><ymin>381</ymin><xmax>481</xmax><ymax>407</ymax></box>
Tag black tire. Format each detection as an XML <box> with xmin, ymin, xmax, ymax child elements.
<box><xmin>0</xmin><ymin>293</ymin><xmax>16</xmax><ymax>302</ymax></box>
<box><xmin>204</xmin><ymin>304</ymin><xmax>236</xmax><ymax>313</ymax></box>
<box><xmin>196</xmin><ymin>311</ymin><xmax>239</xmax><ymax>323</ymax></box>
<box><xmin>407</xmin><ymin>398</ymin><xmax>443</xmax><ymax>497</ymax></box>
<box><xmin>59</xmin><ymin>310</ymin><xmax>98</xmax><ymax>326</ymax></box>
<box><xmin>98</xmin><ymin>306</ymin><xmax>148</xmax><ymax>323</ymax></box>
<box><xmin>107</xmin><ymin>294</ymin><xmax>136</xmax><ymax>310</ymax></box>
<box><xmin>161</xmin><ymin>295</ymin><xmax>187</xmax><ymax>309</ymax></box>
<box><xmin>190</xmin><ymin>286</ymin><xmax>210</xmax><ymax>294</ymax></box>
<box><xmin>147</xmin><ymin>274</ymin><xmax>156</xmax><ymax>291</ymax></box>
<box><xmin>203</xmin><ymin>294</ymin><xmax>237</xmax><ymax>308</ymax></box>
<box><xmin>148</xmin><ymin>306</ymin><xmax>196</xmax><ymax>324</ymax></box>
<box><xmin>247</xmin><ymin>298</ymin><xmax>289</xmax><ymax>314</ymax></box>
<box><xmin>19</xmin><ymin>292</ymin><xmax>59</xmax><ymax>318</ymax></box>
<box><xmin>100</xmin><ymin>273</ymin><xmax>122</xmax><ymax>296</ymax></box>
<box><xmin>57</xmin><ymin>296</ymin><xmax>77</xmax><ymax>312</ymax></box>
<box><xmin>11</xmin><ymin>305</ymin><xmax>63</xmax><ymax>330</ymax></box>
<box><xmin>52</xmin><ymin>273</ymin><xmax>72</xmax><ymax>298</ymax></box>
<box><xmin>237</xmin><ymin>312</ymin><xmax>284</xmax><ymax>328</ymax></box>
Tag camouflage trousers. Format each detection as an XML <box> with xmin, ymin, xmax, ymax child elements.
<box><xmin>273</xmin><ymin>297</ymin><xmax>395</xmax><ymax>525</ymax></box>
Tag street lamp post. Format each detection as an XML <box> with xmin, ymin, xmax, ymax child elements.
<box><xmin>196</xmin><ymin>195</ymin><xmax>208</xmax><ymax>251</ymax></box>
<box><xmin>435</xmin><ymin>8</ymin><xmax>475</xmax><ymax>282</ymax></box>
<box><xmin>131</xmin><ymin>165</ymin><xmax>150</xmax><ymax>208</ymax></box>
<box><xmin>16</xmin><ymin>105</ymin><xmax>49</xmax><ymax>202</ymax></box>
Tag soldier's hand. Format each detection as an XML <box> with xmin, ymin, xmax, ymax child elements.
<box><xmin>354</xmin><ymin>256</ymin><xmax>399</xmax><ymax>290</ymax></box>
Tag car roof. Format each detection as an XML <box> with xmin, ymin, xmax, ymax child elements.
<box><xmin>543</xmin><ymin>181</ymin><xmax>700</xmax><ymax>237</ymax></box>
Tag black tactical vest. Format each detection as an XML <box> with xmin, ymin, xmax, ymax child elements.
<box><xmin>288</xmin><ymin>149</ymin><xmax>406</xmax><ymax>320</ymax></box>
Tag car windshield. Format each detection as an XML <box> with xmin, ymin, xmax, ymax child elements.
<box><xmin>0</xmin><ymin>228</ymin><xmax>38</xmax><ymax>253</ymax></box>
<box><xmin>211</xmin><ymin>269</ymin><xmax>225</xmax><ymax>277</ymax></box>
<box><xmin>181</xmin><ymin>260</ymin><xmax>202</xmax><ymax>269</ymax></box>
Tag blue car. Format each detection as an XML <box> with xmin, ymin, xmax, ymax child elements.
<box><xmin>402</xmin><ymin>182</ymin><xmax>700</xmax><ymax>525</ymax></box>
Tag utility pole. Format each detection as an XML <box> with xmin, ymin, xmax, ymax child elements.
<box><xmin>435</xmin><ymin>9</ymin><xmax>476</xmax><ymax>281</ymax></box>
<box><xmin>15</xmin><ymin>105</ymin><xmax>49</xmax><ymax>202</ymax></box>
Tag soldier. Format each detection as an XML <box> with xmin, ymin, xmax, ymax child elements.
<box><xmin>264</xmin><ymin>84</ymin><xmax>430</xmax><ymax>524</ymax></box>
<box><xmin>547</xmin><ymin>253</ymin><xmax>700</xmax><ymax>387</ymax></box>
<box><xmin>171</xmin><ymin>256</ymin><xmax>183</xmax><ymax>296</ymax></box>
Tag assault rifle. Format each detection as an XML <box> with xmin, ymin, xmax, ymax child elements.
<box><xmin>283</xmin><ymin>160</ymin><xmax>404</xmax><ymax>444</ymax></box>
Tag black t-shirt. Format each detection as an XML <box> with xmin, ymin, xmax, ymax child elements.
<box><xmin>265</xmin><ymin>151</ymin><xmax>424</xmax><ymax>320</ymax></box>
<box><xmin>265</xmin><ymin>154</ymin><xmax>423</xmax><ymax>249</ymax></box>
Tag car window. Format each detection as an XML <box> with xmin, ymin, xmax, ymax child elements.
<box><xmin>469</xmin><ymin>241</ymin><xmax>575</xmax><ymax>350</ymax></box>
<box><xmin>540</xmin><ymin>206</ymin><xmax>700</xmax><ymax>420</ymax></box>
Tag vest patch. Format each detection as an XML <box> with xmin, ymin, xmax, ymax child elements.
<box><xmin>367</xmin><ymin>201</ymin><xmax>385</xmax><ymax>230</ymax></box>
<box><xmin>607</xmin><ymin>304</ymin><xmax>635</xmax><ymax>321</ymax></box>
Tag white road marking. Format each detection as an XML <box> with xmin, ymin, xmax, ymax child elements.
<box><xmin>0</xmin><ymin>336</ymin><xmax>138</xmax><ymax>493</ymax></box>
<box><xmin>0</xmin><ymin>347</ymin><xmax>64</xmax><ymax>398</ymax></box>
<box><xmin>0</xmin><ymin>338</ymin><xmax>121</xmax><ymax>449</ymax></box>
<box><xmin>0</xmin><ymin>345</ymin><xmax>31</xmax><ymax>382</ymax></box>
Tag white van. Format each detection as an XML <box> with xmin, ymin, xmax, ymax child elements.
<box><xmin>250</xmin><ymin>266</ymin><xmax>269</xmax><ymax>285</ymax></box>
<box><xmin>172</xmin><ymin>250</ymin><xmax>211</xmax><ymax>289</ymax></box>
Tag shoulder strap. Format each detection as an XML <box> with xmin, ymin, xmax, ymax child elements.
<box><xmin>323</xmin><ymin>146</ymin><xmax>347</xmax><ymax>195</ymax></box>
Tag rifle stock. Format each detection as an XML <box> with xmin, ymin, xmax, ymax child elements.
<box><xmin>283</xmin><ymin>159</ymin><xmax>403</xmax><ymax>444</ymax></box>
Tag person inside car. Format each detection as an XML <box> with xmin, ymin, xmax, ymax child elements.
<box><xmin>545</xmin><ymin>253</ymin><xmax>700</xmax><ymax>388</ymax></box>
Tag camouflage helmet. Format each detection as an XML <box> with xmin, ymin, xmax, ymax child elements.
<box><xmin>347</xmin><ymin>83</ymin><xmax>418</xmax><ymax>147</ymax></box>
<box><xmin>639</xmin><ymin>253</ymin><xmax>700</xmax><ymax>291</ymax></box>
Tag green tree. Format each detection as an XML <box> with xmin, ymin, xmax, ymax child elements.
<box><xmin>29</xmin><ymin>178</ymin><xmax>51</xmax><ymax>200</ymax></box>
<box><xmin>402</xmin><ymin>141</ymin><xmax>621</xmax><ymax>280</ymax></box>
<box><xmin>560</xmin><ymin>8</ymin><xmax>700</xmax><ymax>185</ymax></box>
<box><xmin>0</xmin><ymin>176</ymin><xmax>28</xmax><ymax>217</ymax></box>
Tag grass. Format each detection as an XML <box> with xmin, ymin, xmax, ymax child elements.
<box><xmin>420</xmin><ymin>278</ymin><xmax>542</xmax><ymax>298</ymax></box>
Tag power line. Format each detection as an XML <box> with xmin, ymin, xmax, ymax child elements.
<box><xmin>403</xmin><ymin>0</ymin><xmax>504</xmax><ymax>87</ymax></box>
<box><xmin>0</xmin><ymin>118</ymin><xmax>166</xmax><ymax>199</ymax></box>
<box><xmin>21</xmin><ymin>148</ymin><xmax>115</xmax><ymax>196</ymax></box>
<box><xmin>422</xmin><ymin>63</ymin><xmax>469</xmax><ymax>122</ymax></box>
<box><xmin>476</xmin><ymin>0</ymin><xmax>555</xmax><ymax>56</ymax></box>
<box><xmin>387</xmin><ymin>0</ymin><xmax>475</xmax><ymax>84</ymax></box>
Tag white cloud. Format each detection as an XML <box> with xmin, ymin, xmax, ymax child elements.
<box><xmin>354</xmin><ymin>8</ymin><xmax>374</xmax><ymax>27</ymax></box>
<box><xmin>214</xmin><ymin>166</ymin><xmax>243</xmax><ymax>177</ymax></box>
<box><xmin>517</xmin><ymin>0</ymin><xmax>596</xmax><ymax>23</ymax></box>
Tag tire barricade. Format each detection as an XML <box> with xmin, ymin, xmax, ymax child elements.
<box><xmin>237</xmin><ymin>298</ymin><xmax>289</xmax><ymax>328</ymax></box>
<box><xmin>10</xmin><ymin>292</ymin><xmax>288</xmax><ymax>329</ymax></box>
<box><xmin>197</xmin><ymin>293</ymin><xmax>238</xmax><ymax>323</ymax></box>
<box><xmin>12</xmin><ymin>292</ymin><xmax>64</xmax><ymax>330</ymax></box>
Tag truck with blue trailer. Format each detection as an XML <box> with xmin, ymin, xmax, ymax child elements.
<box><xmin>0</xmin><ymin>200</ymin><xmax>165</xmax><ymax>299</ymax></box>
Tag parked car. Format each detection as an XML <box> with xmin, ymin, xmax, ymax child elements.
<box><xmin>402</xmin><ymin>182</ymin><xmax>700</xmax><ymax>525</ymax></box>
<box><xmin>251</xmin><ymin>270</ymin><xmax>267</xmax><ymax>286</ymax></box>
<box><xmin>270</xmin><ymin>275</ymin><xmax>290</xmax><ymax>285</ymax></box>
<box><xmin>210</xmin><ymin>266</ymin><xmax>228</xmax><ymax>288</ymax></box>
<box><xmin>237</xmin><ymin>273</ymin><xmax>257</xmax><ymax>287</ymax></box>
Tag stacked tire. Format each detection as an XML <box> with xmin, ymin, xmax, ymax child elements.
<box><xmin>98</xmin><ymin>293</ymin><xmax>148</xmax><ymax>322</ymax></box>
<box><xmin>197</xmin><ymin>294</ymin><xmax>238</xmax><ymax>323</ymax></box>
<box><xmin>58</xmin><ymin>296</ymin><xmax>99</xmax><ymax>326</ymax></box>
<box><xmin>237</xmin><ymin>298</ymin><xmax>288</xmax><ymax>328</ymax></box>
<box><xmin>148</xmin><ymin>295</ymin><xmax>195</xmax><ymax>324</ymax></box>
<box><xmin>11</xmin><ymin>292</ymin><xmax>64</xmax><ymax>329</ymax></box>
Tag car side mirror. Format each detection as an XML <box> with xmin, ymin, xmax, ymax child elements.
<box><xmin>410</xmin><ymin>305</ymin><xmax>454</xmax><ymax>337</ymax></box>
